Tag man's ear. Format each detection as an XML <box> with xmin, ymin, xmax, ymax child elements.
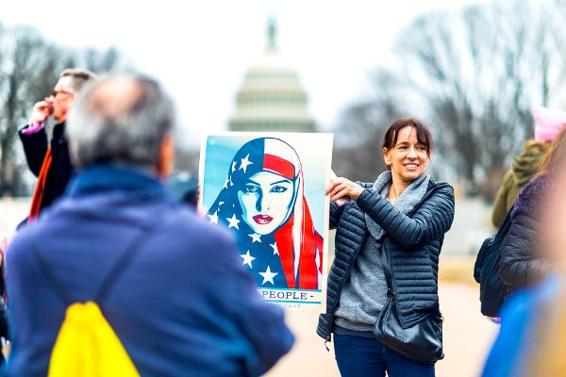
<box><xmin>156</xmin><ymin>134</ymin><xmax>174</xmax><ymax>178</ymax></box>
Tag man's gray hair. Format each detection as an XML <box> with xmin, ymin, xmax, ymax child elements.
<box><xmin>60</xmin><ymin>68</ymin><xmax>97</xmax><ymax>92</ymax></box>
<box><xmin>67</xmin><ymin>75</ymin><xmax>175</xmax><ymax>169</ymax></box>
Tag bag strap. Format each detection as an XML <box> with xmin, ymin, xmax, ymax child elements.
<box><xmin>31</xmin><ymin>210</ymin><xmax>167</xmax><ymax>307</ymax></box>
<box><xmin>94</xmin><ymin>213</ymin><xmax>166</xmax><ymax>304</ymax></box>
<box><xmin>494</xmin><ymin>205</ymin><xmax>515</xmax><ymax>243</ymax></box>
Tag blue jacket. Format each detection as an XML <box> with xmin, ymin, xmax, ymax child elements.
<box><xmin>5</xmin><ymin>165</ymin><xmax>294</xmax><ymax>377</ymax></box>
<box><xmin>482</xmin><ymin>277</ymin><xmax>560</xmax><ymax>377</ymax></box>
<box><xmin>317</xmin><ymin>180</ymin><xmax>454</xmax><ymax>340</ymax></box>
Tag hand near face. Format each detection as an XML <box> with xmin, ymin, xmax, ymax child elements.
<box><xmin>325</xmin><ymin>177</ymin><xmax>364</xmax><ymax>202</ymax></box>
<box><xmin>30</xmin><ymin>99</ymin><xmax>54</xmax><ymax>124</ymax></box>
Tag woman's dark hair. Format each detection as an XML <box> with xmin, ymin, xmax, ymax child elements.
<box><xmin>381</xmin><ymin>117</ymin><xmax>434</xmax><ymax>155</ymax></box>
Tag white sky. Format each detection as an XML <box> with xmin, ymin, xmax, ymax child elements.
<box><xmin>3</xmin><ymin>0</ymin><xmax>486</xmax><ymax>148</ymax></box>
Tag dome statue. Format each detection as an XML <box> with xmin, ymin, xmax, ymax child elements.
<box><xmin>229</xmin><ymin>19</ymin><xmax>316</xmax><ymax>132</ymax></box>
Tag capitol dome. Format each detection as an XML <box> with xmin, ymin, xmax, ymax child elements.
<box><xmin>228</xmin><ymin>20</ymin><xmax>315</xmax><ymax>132</ymax></box>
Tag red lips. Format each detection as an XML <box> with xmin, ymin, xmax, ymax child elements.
<box><xmin>253</xmin><ymin>214</ymin><xmax>273</xmax><ymax>224</ymax></box>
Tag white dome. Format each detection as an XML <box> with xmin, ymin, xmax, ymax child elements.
<box><xmin>229</xmin><ymin>21</ymin><xmax>315</xmax><ymax>133</ymax></box>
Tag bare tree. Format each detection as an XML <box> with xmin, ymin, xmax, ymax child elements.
<box><xmin>0</xmin><ymin>26</ymin><xmax>64</xmax><ymax>196</ymax></box>
<box><xmin>72</xmin><ymin>46</ymin><xmax>130</xmax><ymax>74</ymax></box>
<box><xmin>0</xmin><ymin>22</ymin><xmax>128</xmax><ymax>196</ymax></box>
<box><xmin>396</xmin><ymin>0</ymin><xmax>566</xmax><ymax>194</ymax></box>
<box><xmin>337</xmin><ymin>0</ymin><xmax>566</xmax><ymax>196</ymax></box>
<box><xmin>333</xmin><ymin>70</ymin><xmax>403</xmax><ymax>181</ymax></box>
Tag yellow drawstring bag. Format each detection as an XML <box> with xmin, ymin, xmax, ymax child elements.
<box><xmin>47</xmin><ymin>301</ymin><xmax>139</xmax><ymax>377</ymax></box>
<box><xmin>31</xmin><ymin>218</ymin><xmax>164</xmax><ymax>377</ymax></box>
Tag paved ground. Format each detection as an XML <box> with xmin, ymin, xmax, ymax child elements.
<box><xmin>268</xmin><ymin>282</ymin><xmax>498</xmax><ymax>377</ymax></box>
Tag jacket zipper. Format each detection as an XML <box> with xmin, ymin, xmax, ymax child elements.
<box><xmin>325</xmin><ymin>232</ymin><xmax>368</xmax><ymax>341</ymax></box>
<box><xmin>325</xmin><ymin>183</ymin><xmax>445</xmax><ymax>341</ymax></box>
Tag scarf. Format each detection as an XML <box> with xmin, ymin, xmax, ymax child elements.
<box><xmin>28</xmin><ymin>148</ymin><xmax>53</xmax><ymax>220</ymax></box>
<box><xmin>365</xmin><ymin>171</ymin><xmax>430</xmax><ymax>240</ymax></box>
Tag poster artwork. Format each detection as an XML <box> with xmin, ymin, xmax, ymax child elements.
<box><xmin>199</xmin><ymin>133</ymin><xmax>333</xmax><ymax>309</ymax></box>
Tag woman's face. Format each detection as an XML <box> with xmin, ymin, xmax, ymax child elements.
<box><xmin>237</xmin><ymin>170</ymin><xmax>295</xmax><ymax>235</ymax></box>
<box><xmin>384</xmin><ymin>126</ymin><xmax>429</xmax><ymax>183</ymax></box>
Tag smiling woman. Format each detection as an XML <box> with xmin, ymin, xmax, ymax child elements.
<box><xmin>318</xmin><ymin>117</ymin><xmax>454</xmax><ymax>377</ymax></box>
<box><xmin>207</xmin><ymin>137</ymin><xmax>323</xmax><ymax>290</ymax></box>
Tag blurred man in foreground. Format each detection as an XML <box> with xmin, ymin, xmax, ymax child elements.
<box><xmin>6</xmin><ymin>75</ymin><xmax>294</xmax><ymax>376</ymax></box>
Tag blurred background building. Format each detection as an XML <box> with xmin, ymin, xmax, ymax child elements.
<box><xmin>229</xmin><ymin>20</ymin><xmax>315</xmax><ymax>133</ymax></box>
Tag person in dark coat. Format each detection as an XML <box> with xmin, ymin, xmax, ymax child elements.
<box><xmin>482</xmin><ymin>129</ymin><xmax>566</xmax><ymax>377</ymax></box>
<box><xmin>168</xmin><ymin>173</ymin><xmax>199</xmax><ymax>208</ymax></box>
<box><xmin>319</xmin><ymin>117</ymin><xmax>455</xmax><ymax>377</ymax></box>
<box><xmin>19</xmin><ymin>69</ymin><xmax>96</xmax><ymax>220</ymax></box>
<box><xmin>491</xmin><ymin>141</ymin><xmax>549</xmax><ymax>228</ymax></box>
<box><xmin>491</xmin><ymin>106</ymin><xmax>566</xmax><ymax>228</ymax></box>
<box><xmin>500</xmin><ymin>129</ymin><xmax>566</xmax><ymax>292</ymax></box>
<box><xmin>5</xmin><ymin>75</ymin><xmax>294</xmax><ymax>376</ymax></box>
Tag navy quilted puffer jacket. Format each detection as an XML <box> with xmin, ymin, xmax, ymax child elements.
<box><xmin>500</xmin><ymin>173</ymin><xmax>554</xmax><ymax>291</ymax></box>
<box><xmin>317</xmin><ymin>179</ymin><xmax>455</xmax><ymax>341</ymax></box>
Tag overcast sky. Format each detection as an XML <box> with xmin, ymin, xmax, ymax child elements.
<box><xmin>3</xmin><ymin>0</ymin><xmax>486</xmax><ymax>148</ymax></box>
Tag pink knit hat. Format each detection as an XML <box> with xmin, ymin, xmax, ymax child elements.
<box><xmin>533</xmin><ymin>106</ymin><xmax>566</xmax><ymax>142</ymax></box>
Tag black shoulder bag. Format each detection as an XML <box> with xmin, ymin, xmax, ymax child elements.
<box><xmin>373</xmin><ymin>245</ymin><xmax>444</xmax><ymax>364</ymax></box>
<box><xmin>473</xmin><ymin>207</ymin><xmax>513</xmax><ymax>317</ymax></box>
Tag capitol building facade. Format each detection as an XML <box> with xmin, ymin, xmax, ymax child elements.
<box><xmin>228</xmin><ymin>21</ymin><xmax>315</xmax><ymax>133</ymax></box>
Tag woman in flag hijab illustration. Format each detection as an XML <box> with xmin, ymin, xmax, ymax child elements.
<box><xmin>208</xmin><ymin>137</ymin><xmax>323</xmax><ymax>289</ymax></box>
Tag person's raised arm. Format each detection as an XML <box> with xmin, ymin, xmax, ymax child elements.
<box><xmin>19</xmin><ymin>100</ymin><xmax>53</xmax><ymax>176</ymax></box>
<box><xmin>326</xmin><ymin>177</ymin><xmax>454</xmax><ymax>248</ymax></box>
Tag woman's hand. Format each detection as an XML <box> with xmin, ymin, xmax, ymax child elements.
<box><xmin>325</xmin><ymin>177</ymin><xmax>364</xmax><ymax>202</ymax></box>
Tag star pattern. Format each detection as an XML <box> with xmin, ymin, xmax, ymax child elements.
<box><xmin>239</xmin><ymin>154</ymin><xmax>253</xmax><ymax>174</ymax></box>
<box><xmin>240</xmin><ymin>250</ymin><xmax>256</xmax><ymax>268</ymax></box>
<box><xmin>270</xmin><ymin>242</ymin><xmax>279</xmax><ymax>255</ymax></box>
<box><xmin>205</xmin><ymin>143</ymin><xmax>295</xmax><ymax>289</ymax></box>
<box><xmin>208</xmin><ymin>211</ymin><xmax>219</xmax><ymax>224</ymax></box>
<box><xmin>227</xmin><ymin>214</ymin><xmax>240</xmax><ymax>229</ymax></box>
<box><xmin>259</xmin><ymin>265</ymin><xmax>278</xmax><ymax>285</ymax></box>
<box><xmin>249</xmin><ymin>233</ymin><xmax>261</xmax><ymax>243</ymax></box>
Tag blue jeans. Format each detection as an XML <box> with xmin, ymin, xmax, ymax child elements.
<box><xmin>334</xmin><ymin>333</ymin><xmax>436</xmax><ymax>377</ymax></box>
